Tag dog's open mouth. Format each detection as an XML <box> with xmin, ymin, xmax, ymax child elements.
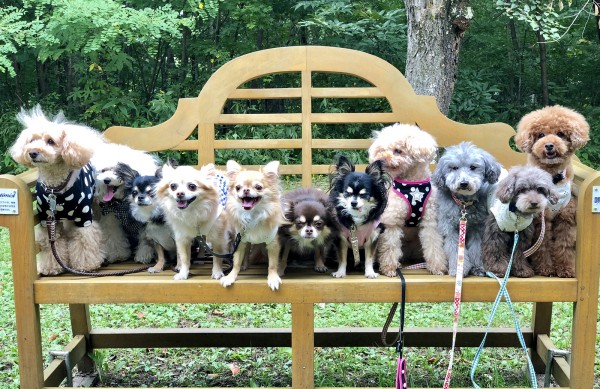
<box><xmin>103</xmin><ymin>186</ymin><xmax>117</xmax><ymax>202</ymax></box>
<box><xmin>545</xmin><ymin>150</ymin><xmax>558</xmax><ymax>159</ymax></box>
<box><xmin>177</xmin><ymin>197</ymin><xmax>196</xmax><ymax>209</ymax></box>
<box><xmin>241</xmin><ymin>196</ymin><xmax>261</xmax><ymax>210</ymax></box>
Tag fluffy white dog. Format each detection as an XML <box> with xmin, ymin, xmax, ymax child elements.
<box><xmin>10</xmin><ymin>105</ymin><xmax>105</xmax><ymax>275</ymax></box>
<box><xmin>368</xmin><ymin>124</ymin><xmax>447</xmax><ymax>276</ymax></box>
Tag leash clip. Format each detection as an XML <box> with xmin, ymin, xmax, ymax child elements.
<box><xmin>460</xmin><ymin>207</ymin><xmax>468</xmax><ymax>221</ymax></box>
<box><xmin>350</xmin><ymin>224</ymin><xmax>360</xmax><ymax>265</ymax></box>
<box><xmin>48</xmin><ymin>192</ymin><xmax>57</xmax><ymax>215</ymax></box>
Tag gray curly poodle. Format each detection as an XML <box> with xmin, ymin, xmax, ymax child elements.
<box><xmin>432</xmin><ymin>142</ymin><xmax>502</xmax><ymax>277</ymax></box>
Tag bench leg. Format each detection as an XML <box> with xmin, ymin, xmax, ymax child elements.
<box><xmin>531</xmin><ymin>302</ymin><xmax>552</xmax><ymax>372</ymax></box>
<box><xmin>292</xmin><ymin>303</ymin><xmax>314</xmax><ymax>389</ymax></box>
<box><xmin>69</xmin><ymin>304</ymin><xmax>95</xmax><ymax>373</ymax></box>
<box><xmin>570</xmin><ymin>294</ymin><xmax>599</xmax><ymax>388</ymax></box>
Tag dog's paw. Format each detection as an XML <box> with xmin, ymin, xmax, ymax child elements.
<box><xmin>381</xmin><ymin>269</ymin><xmax>398</xmax><ymax>277</ymax></box>
<box><xmin>173</xmin><ymin>271</ymin><xmax>189</xmax><ymax>280</ymax></box>
<box><xmin>147</xmin><ymin>266</ymin><xmax>163</xmax><ymax>274</ymax></box>
<box><xmin>314</xmin><ymin>265</ymin><xmax>328</xmax><ymax>273</ymax></box>
<box><xmin>556</xmin><ymin>269</ymin><xmax>575</xmax><ymax>278</ymax></box>
<box><xmin>220</xmin><ymin>275</ymin><xmax>236</xmax><ymax>288</ymax></box>
<box><xmin>267</xmin><ymin>274</ymin><xmax>282</xmax><ymax>291</ymax></box>
<box><xmin>514</xmin><ymin>268</ymin><xmax>535</xmax><ymax>278</ymax></box>
<box><xmin>331</xmin><ymin>270</ymin><xmax>346</xmax><ymax>278</ymax></box>
<box><xmin>211</xmin><ymin>271</ymin><xmax>225</xmax><ymax>280</ymax></box>
<box><xmin>365</xmin><ymin>271</ymin><xmax>379</xmax><ymax>279</ymax></box>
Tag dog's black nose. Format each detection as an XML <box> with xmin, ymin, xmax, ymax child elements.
<box><xmin>530</xmin><ymin>202</ymin><xmax>538</xmax><ymax>208</ymax></box>
<box><xmin>29</xmin><ymin>150</ymin><xmax>39</xmax><ymax>159</ymax></box>
<box><xmin>243</xmin><ymin>188</ymin><xmax>250</xmax><ymax>196</ymax></box>
<box><xmin>545</xmin><ymin>143</ymin><xmax>555</xmax><ymax>151</ymax></box>
<box><xmin>305</xmin><ymin>227</ymin><xmax>313</xmax><ymax>236</ymax></box>
<box><xmin>351</xmin><ymin>200</ymin><xmax>358</xmax><ymax>208</ymax></box>
<box><xmin>103</xmin><ymin>178</ymin><xmax>111</xmax><ymax>184</ymax></box>
<box><xmin>459</xmin><ymin>182</ymin><xmax>469</xmax><ymax>189</ymax></box>
<box><xmin>176</xmin><ymin>192</ymin><xmax>185</xmax><ymax>198</ymax></box>
<box><xmin>138</xmin><ymin>194</ymin><xmax>146</xmax><ymax>202</ymax></box>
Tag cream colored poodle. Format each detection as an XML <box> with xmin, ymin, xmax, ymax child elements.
<box><xmin>368</xmin><ymin>123</ymin><xmax>447</xmax><ymax>276</ymax></box>
<box><xmin>10</xmin><ymin>105</ymin><xmax>105</xmax><ymax>275</ymax></box>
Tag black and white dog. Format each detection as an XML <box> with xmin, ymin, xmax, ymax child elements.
<box><xmin>329</xmin><ymin>155</ymin><xmax>389</xmax><ymax>278</ymax></box>
<box><xmin>115</xmin><ymin>163</ymin><xmax>176</xmax><ymax>272</ymax></box>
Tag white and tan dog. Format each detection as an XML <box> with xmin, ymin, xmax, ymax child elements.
<box><xmin>156</xmin><ymin>163</ymin><xmax>231</xmax><ymax>280</ymax></box>
<box><xmin>219</xmin><ymin>160</ymin><xmax>285</xmax><ymax>290</ymax></box>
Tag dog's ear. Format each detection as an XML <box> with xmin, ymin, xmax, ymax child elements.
<box><xmin>161</xmin><ymin>163</ymin><xmax>176</xmax><ymax>179</ymax></box>
<box><xmin>226</xmin><ymin>160</ymin><xmax>242</xmax><ymax>181</ymax></box>
<box><xmin>336</xmin><ymin>155</ymin><xmax>355</xmax><ymax>175</ymax></box>
<box><xmin>566</xmin><ymin>112</ymin><xmax>590</xmax><ymax>150</ymax></box>
<box><xmin>483</xmin><ymin>153</ymin><xmax>502</xmax><ymax>184</ymax></box>
<box><xmin>61</xmin><ymin>130</ymin><xmax>94</xmax><ymax>168</ymax></box>
<box><xmin>115</xmin><ymin>162</ymin><xmax>139</xmax><ymax>185</ymax></box>
<box><xmin>431</xmin><ymin>157</ymin><xmax>446</xmax><ymax>189</ymax></box>
<box><xmin>329</xmin><ymin>155</ymin><xmax>355</xmax><ymax>192</ymax></box>
<box><xmin>545</xmin><ymin>185</ymin><xmax>560</xmax><ymax>205</ymax></box>
<box><xmin>199</xmin><ymin>163</ymin><xmax>217</xmax><ymax>180</ymax></box>
<box><xmin>366</xmin><ymin>159</ymin><xmax>390</xmax><ymax>188</ymax></box>
<box><xmin>9</xmin><ymin>128</ymin><xmax>35</xmax><ymax>167</ymax></box>
<box><xmin>261</xmin><ymin>160</ymin><xmax>280</xmax><ymax>183</ymax></box>
<box><xmin>495</xmin><ymin>172</ymin><xmax>516</xmax><ymax>203</ymax></box>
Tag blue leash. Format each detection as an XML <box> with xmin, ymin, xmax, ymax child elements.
<box><xmin>470</xmin><ymin>232</ymin><xmax>538</xmax><ymax>389</ymax></box>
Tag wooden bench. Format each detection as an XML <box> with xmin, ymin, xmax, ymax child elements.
<box><xmin>1</xmin><ymin>46</ymin><xmax>599</xmax><ymax>389</ymax></box>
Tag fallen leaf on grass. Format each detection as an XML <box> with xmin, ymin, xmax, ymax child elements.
<box><xmin>48</xmin><ymin>333</ymin><xmax>58</xmax><ymax>341</ymax></box>
<box><xmin>136</xmin><ymin>311</ymin><xmax>144</xmax><ymax>318</ymax></box>
<box><xmin>229</xmin><ymin>363</ymin><xmax>241</xmax><ymax>376</ymax></box>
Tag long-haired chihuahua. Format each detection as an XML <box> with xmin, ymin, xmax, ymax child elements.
<box><xmin>329</xmin><ymin>155</ymin><xmax>389</xmax><ymax>278</ymax></box>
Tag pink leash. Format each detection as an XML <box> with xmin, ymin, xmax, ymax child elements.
<box><xmin>443</xmin><ymin>195</ymin><xmax>471</xmax><ymax>388</ymax></box>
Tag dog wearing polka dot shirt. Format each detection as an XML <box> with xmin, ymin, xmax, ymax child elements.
<box><xmin>10</xmin><ymin>105</ymin><xmax>105</xmax><ymax>275</ymax></box>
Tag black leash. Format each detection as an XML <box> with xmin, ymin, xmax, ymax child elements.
<box><xmin>381</xmin><ymin>269</ymin><xmax>406</xmax><ymax>353</ymax></box>
<box><xmin>381</xmin><ymin>269</ymin><xmax>408</xmax><ymax>389</ymax></box>
<box><xmin>196</xmin><ymin>233</ymin><xmax>243</xmax><ymax>266</ymax></box>
<box><xmin>46</xmin><ymin>214</ymin><xmax>152</xmax><ymax>277</ymax></box>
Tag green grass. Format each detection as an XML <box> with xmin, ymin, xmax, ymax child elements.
<box><xmin>0</xmin><ymin>226</ymin><xmax>598</xmax><ymax>388</ymax></box>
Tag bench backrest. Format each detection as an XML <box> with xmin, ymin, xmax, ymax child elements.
<box><xmin>104</xmin><ymin>46</ymin><xmax>526</xmax><ymax>187</ymax></box>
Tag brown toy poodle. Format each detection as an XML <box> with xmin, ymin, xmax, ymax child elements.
<box><xmin>514</xmin><ymin>105</ymin><xmax>590</xmax><ymax>277</ymax></box>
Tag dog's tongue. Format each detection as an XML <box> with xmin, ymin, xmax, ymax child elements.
<box><xmin>103</xmin><ymin>186</ymin><xmax>115</xmax><ymax>202</ymax></box>
<box><xmin>242</xmin><ymin>197</ymin><xmax>256</xmax><ymax>210</ymax></box>
<box><xmin>177</xmin><ymin>200</ymin><xmax>188</xmax><ymax>209</ymax></box>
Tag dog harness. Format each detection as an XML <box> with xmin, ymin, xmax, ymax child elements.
<box><xmin>392</xmin><ymin>178</ymin><xmax>432</xmax><ymax>227</ymax></box>
<box><xmin>215</xmin><ymin>173</ymin><xmax>228</xmax><ymax>208</ymax></box>
<box><xmin>489</xmin><ymin>200</ymin><xmax>534</xmax><ymax>232</ymax></box>
<box><xmin>547</xmin><ymin>181</ymin><xmax>571</xmax><ymax>219</ymax></box>
<box><xmin>36</xmin><ymin>164</ymin><xmax>95</xmax><ymax>227</ymax></box>
<box><xmin>100</xmin><ymin>199</ymin><xmax>145</xmax><ymax>236</ymax></box>
<box><xmin>340</xmin><ymin>220</ymin><xmax>380</xmax><ymax>248</ymax></box>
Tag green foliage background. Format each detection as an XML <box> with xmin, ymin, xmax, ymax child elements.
<box><xmin>0</xmin><ymin>0</ymin><xmax>599</xmax><ymax>172</ymax></box>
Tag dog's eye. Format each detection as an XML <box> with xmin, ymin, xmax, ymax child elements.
<box><xmin>187</xmin><ymin>183</ymin><xmax>197</xmax><ymax>191</ymax></box>
<box><xmin>255</xmin><ymin>184</ymin><xmax>263</xmax><ymax>191</ymax></box>
<box><xmin>557</xmin><ymin>131</ymin><xmax>565</xmax><ymax>138</ymax></box>
<box><xmin>537</xmin><ymin>133</ymin><xmax>545</xmax><ymax>139</ymax></box>
<box><xmin>314</xmin><ymin>221</ymin><xmax>324</xmax><ymax>229</ymax></box>
<box><xmin>170</xmin><ymin>183</ymin><xmax>178</xmax><ymax>191</ymax></box>
<box><xmin>235</xmin><ymin>185</ymin><xmax>242</xmax><ymax>191</ymax></box>
<box><xmin>393</xmin><ymin>149</ymin><xmax>402</xmax><ymax>155</ymax></box>
<box><xmin>295</xmin><ymin>222</ymin><xmax>305</xmax><ymax>228</ymax></box>
<box><xmin>131</xmin><ymin>190</ymin><xmax>138</xmax><ymax>196</ymax></box>
<box><xmin>46</xmin><ymin>139</ymin><xmax>56</xmax><ymax>146</ymax></box>
<box><xmin>537</xmin><ymin>187</ymin><xmax>547</xmax><ymax>194</ymax></box>
<box><xmin>470</xmin><ymin>165</ymin><xmax>478</xmax><ymax>171</ymax></box>
<box><xmin>449</xmin><ymin>165</ymin><xmax>459</xmax><ymax>171</ymax></box>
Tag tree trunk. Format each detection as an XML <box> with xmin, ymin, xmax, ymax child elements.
<box><xmin>537</xmin><ymin>30</ymin><xmax>549</xmax><ymax>106</ymax></box>
<box><xmin>404</xmin><ymin>0</ymin><xmax>472</xmax><ymax>115</ymax></box>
